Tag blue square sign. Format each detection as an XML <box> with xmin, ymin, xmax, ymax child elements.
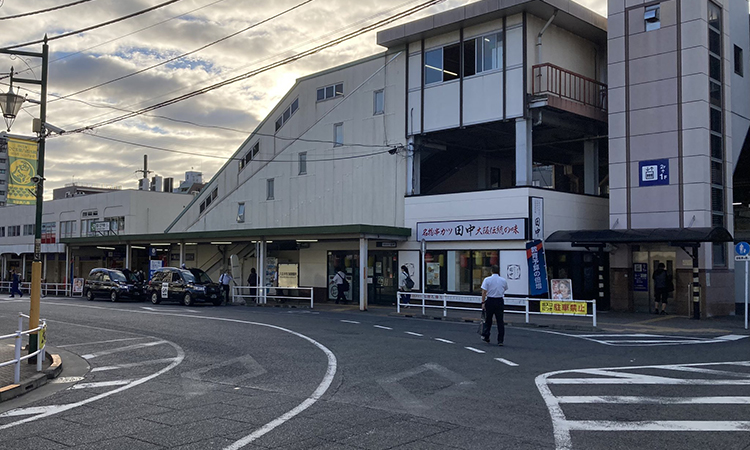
<box><xmin>639</xmin><ymin>158</ymin><xmax>669</xmax><ymax>186</ymax></box>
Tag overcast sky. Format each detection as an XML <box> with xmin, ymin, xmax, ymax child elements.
<box><xmin>0</xmin><ymin>0</ymin><xmax>605</xmax><ymax>197</ymax></box>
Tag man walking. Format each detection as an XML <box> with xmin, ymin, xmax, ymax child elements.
<box><xmin>333</xmin><ymin>268</ymin><xmax>348</xmax><ymax>304</ymax></box>
<box><xmin>219</xmin><ymin>270</ymin><xmax>233</xmax><ymax>305</ymax></box>
<box><xmin>652</xmin><ymin>263</ymin><xmax>672</xmax><ymax>315</ymax></box>
<box><xmin>9</xmin><ymin>269</ymin><xmax>23</xmax><ymax>298</ymax></box>
<box><xmin>481</xmin><ymin>265</ymin><xmax>508</xmax><ymax>346</ymax></box>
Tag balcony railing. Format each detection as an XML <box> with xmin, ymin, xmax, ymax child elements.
<box><xmin>532</xmin><ymin>63</ymin><xmax>607</xmax><ymax>111</ymax></box>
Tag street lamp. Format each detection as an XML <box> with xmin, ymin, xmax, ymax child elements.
<box><xmin>0</xmin><ymin>37</ymin><xmax>49</xmax><ymax>361</ymax></box>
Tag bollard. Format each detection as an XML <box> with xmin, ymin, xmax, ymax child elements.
<box><xmin>592</xmin><ymin>300</ymin><xmax>597</xmax><ymax>328</ymax></box>
<box><xmin>525</xmin><ymin>299</ymin><xmax>530</xmax><ymax>324</ymax></box>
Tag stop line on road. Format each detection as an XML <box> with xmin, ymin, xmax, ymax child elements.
<box><xmin>536</xmin><ymin>360</ymin><xmax>750</xmax><ymax>450</ymax></box>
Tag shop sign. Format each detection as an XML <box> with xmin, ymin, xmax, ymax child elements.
<box><xmin>377</xmin><ymin>241</ymin><xmax>397</xmax><ymax>248</ymax></box>
<box><xmin>529</xmin><ymin>197</ymin><xmax>544</xmax><ymax>240</ymax></box>
<box><xmin>540</xmin><ymin>301</ymin><xmax>588</xmax><ymax>315</ymax></box>
<box><xmin>633</xmin><ymin>263</ymin><xmax>649</xmax><ymax>291</ymax></box>
<box><xmin>90</xmin><ymin>221</ymin><xmax>110</xmax><ymax>233</ymax></box>
<box><xmin>639</xmin><ymin>158</ymin><xmax>669</xmax><ymax>186</ymax></box>
<box><xmin>526</xmin><ymin>240</ymin><xmax>549</xmax><ymax>296</ymax></box>
<box><xmin>417</xmin><ymin>218</ymin><xmax>525</xmax><ymax>242</ymax></box>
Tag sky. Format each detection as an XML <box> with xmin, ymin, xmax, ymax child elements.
<box><xmin>0</xmin><ymin>0</ymin><xmax>606</xmax><ymax>198</ymax></box>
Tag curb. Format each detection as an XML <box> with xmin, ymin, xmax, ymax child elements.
<box><xmin>0</xmin><ymin>352</ymin><xmax>63</xmax><ymax>403</ymax></box>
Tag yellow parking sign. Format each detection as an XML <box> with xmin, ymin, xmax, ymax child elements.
<box><xmin>38</xmin><ymin>324</ymin><xmax>46</xmax><ymax>349</ymax></box>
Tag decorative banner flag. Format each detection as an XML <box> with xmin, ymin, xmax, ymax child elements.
<box><xmin>7</xmin><ymin>137</ymin><xmax>38</xmax><ymax>205</ymax></box>
<box><xmin>526</xmin><ymin>239</ymin><xmax>549</xmax><ymax>296</ymax></box>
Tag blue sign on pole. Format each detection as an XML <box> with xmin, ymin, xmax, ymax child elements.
<box><xmin>638</xmin><ymin>158</ymin><xmax>669</xmax><ymax>186</ymax></box>
<box><xmin>633</xmin><ymin>263</ymin><xmax>649</xmax><ymax>292</ymax></box>
<box><xmin>736</xmin><ymin>242</ymin><xmax>750</xmax><ymax>256</ymax></box>
<box><xmin>526</xmin><ymin>240</ymin><xmax>549</xmax><ymax>296</ymax></box>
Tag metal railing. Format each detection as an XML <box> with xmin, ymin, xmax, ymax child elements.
<box><xmin>397</xmin><ymin>292</ymin><xmax>597</xmax><ymax>327</ymax></box>
<box><xmin>232</xmin><ymin>285</ymin><xmax>314</xmax><ymax>308</ymax></box>
<box><xmin>0</xmin><ymin>281</ymin><xmax>71</xmax><ymax>297</ymax></box>
<box><xmin>532</xmin><ymin>63</ymin><xmax>607</xmax><ymax>111</ymax></box>
<box><xmin>0</xmin><ymin>313</ymin><xmax>48</xmax><ymax>384</ymax></box>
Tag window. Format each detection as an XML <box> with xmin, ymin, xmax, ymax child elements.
<box><xmin>60</xmin><ymin>220</ymin><xmax>77</xmax><ymax>239</ymax></box>
<box><xmin>266</xmin><ymin>178</ymin><xmax>274</xmax><ymax>200</ymax></box>
<box><xmin>0</xmin><ymin>227</ymin><xmax>4</xmax><ymax>237</ymax></box>
<box><xmin>275</xmin><ymin>98</ymin><xmax>299</xmax><ymax>132</ymax></box>
<box><xmin>199</xmin><ymin>187</ymin><xmax>218</xmax><ymax>214</ymax></box>
<box><xmin>0</xmin><ymin>179</ymin><xmax>4</xmax><ymax>185</ymax></box>
<box><xmin>373</xmin><ymin>89</ymin><xmax>384</xmax><ymax>115</ymax></box>
<box><xmin>421</xmin><ymin>250</ymin><xmax>499</xmax><ymax>294</ymax></box>
<box><xmin>23</xmin><ymin>224</ymin><xmax>34</xmax><ymax>235</ymax></box>
<box><xmin>106</xmin><ymin>216</ymin><xmax>125</xmax><ymax>233</ymax></box>
<box><xmin>316</xmin><ymin>83</ymin><xmax>344</xmax><ymax>102</ymax></box>
<box><xmin>479</xmin><ymin>32</ymin><xmax>502</xmax><ymax>73</ymax></box>
<box><xmin>333</xmin><ymin>123</ymin><xmax>343</xmax><ymax>147</ymax></box>
<box><xmin>644</xmin><ymin>4</ymin><xmax>660</xmax><ymax>31</ymax></box>
<box><xmin>424</xmin><ymin>43</ymin><xmax>461</xmax><ymax>85</ymax></box>
<box><xmin>240</xmin><ymin>142</ymin><xmax>260</xmax><ymax>172</ymax></box>
<box><xmin>0</xmin><ymin>190</ymin><xmax>6</xmax><ymax>196</ymax></box>
<box><xmin>8</xmin><ymin>225</ymin><xmax>20</xmax><ymax>237</ymax></box>
<box><xmin>298</xmin><ymin>152</ymin><xmax>307</xmax><ymax>175</ymax></box>
<box><xmin>713</xmin><ymin>242</ymin><xmax>727</xmax><ymax>267</ymax></box>
<box><xmin>735</xmin><ymin>45</ymin><xmax>744</xmax><ymax>76</ymax></box>
<box><xmin>0</xmin><ymin>159</ymin><xmax>5</xmax><ymax>164</ymax></box>
<box><xmin>0</xmin><ymin>168</ymin><xmax>5</xmax><ymax>174</ymax></box>
<box><xmin>237</xmin><ymin>203</ymin><xmax>245</xmax><ymax>223</ymax></box>
<box><xmin>424</xmin><ymin>48</ymin><xmax>443</xmax><ymax>84</ymax></box>
<box><xmin>708</xmin><ymin>1</ymin><xmax>725</xmax><ymax>262</ymax></box>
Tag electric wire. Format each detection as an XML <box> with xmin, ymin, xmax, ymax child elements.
<box><xmin>68</xmin><ymin>0</ymin><xmax>445</xmax><ymax>133</ymax></box>
<box><xmin>0</xmin><ymin>0</ymin><xmax>97</xmax><ymax>20</ymax></box>
<box><xmin>51</xmin><ymin>0</ymin><xmax>316</xmax><ymax>103</ymax></box>
<box><xmin>1</xmin><ymin>0</ymin><xmax>186</xmax><ymax>50</ymax></box>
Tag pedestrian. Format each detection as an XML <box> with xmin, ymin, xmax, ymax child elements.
<box><xmin>219</xmin><ymin>270</ymin><xmax>233</xmax><ymax>304</ymax></box>
<box><xmin>398</xmin><ymin>265</ymin><xmax>413</xmax><ymax>308</ymax></box>
<box><xmin>332</xmin><ymin>268</ymin><xmax>348</xmax><ymax>304</ymax></box>
<box><xmin>247</xmin><ymin>268</ymin><xmax>258</xmax><ymax>301</ymax></box>
<box><xmin>652</xmin><ymin>262</ymin><xmax>672</xmax><ymax>315</ymax></box>
<box><xmin>180</xmin><ymin>263</ymin><xmax>187</xmax><ymax>269</ymax></box>
<box><xmin>480</xmin><ymin>265</ymin><xmax>508</xmax><ymax>346</ymax></box>
<box><xmin>9</xmin><ymin>269</ymin><xmax>23</xmax><ymax>298</ymax></box>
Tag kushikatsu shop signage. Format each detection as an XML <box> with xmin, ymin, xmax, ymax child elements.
<box><xmin>417</xmin><ymin>218</ymin><xmax>526</xmax><ymax>241</ymax></box>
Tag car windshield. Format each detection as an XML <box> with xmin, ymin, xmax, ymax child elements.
<box><xmin>189</xmin><ymin>269</ymin><xmax>213</xmax><ymax>285</ymax></box>
<box><xmin>179</xmin><ymin>270</ymin><xmax>196</xmax><ymax>283</ymax></box>
<box><xmin>109</xmin><ymin>271</ymin><xmax>127</xmax><ymax>283</ymax></box>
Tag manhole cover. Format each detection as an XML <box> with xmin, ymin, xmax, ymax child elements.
<box><xmin>51</xmin><ymin>376</ymin><xmax>84</xmax><ymax>384</ymax></box>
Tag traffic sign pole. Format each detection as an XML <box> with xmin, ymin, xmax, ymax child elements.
<box><xmin>736</xmin><ymin>242</ymin><xmax>750</xmax><ymax>330</ymax></box>
<box><xmin>745</xmin><ymin>260</ymin><xmax>748</xmax><ymax>330</ymax></box>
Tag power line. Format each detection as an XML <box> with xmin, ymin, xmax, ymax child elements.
<box><xmin>69</xmin><ymin>0</ymin><xmax>445</xmax><ymax>133</ymax></box>
<box><xmin>51</xmin><ymin>0</ymin><xmax>316</xmax><ymax>102</ymax></box>
<box><xmin>0</xmin><ymin>0</ymin><xmax>97</xmax><ymax>20</ymax></box>
<box><xmin>1</xmin><ymin>0</ymin><xmax>186</xmax><ymax>50</ymax></box>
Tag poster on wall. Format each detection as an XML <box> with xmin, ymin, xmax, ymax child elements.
<box><xmin>278</xmin><ymin>264</ymin><xmax>298</xmax><ymax>288</ymax></box>
<box><xmin>149</xmin><ymin>260</ymin><xmax>163</xmax><ymax>280</ymax></box>
<box><xmin>426</xmin><ymin>262</ymin><xmax>440</xmax><ymax>286</ymax></box>
<box><xmin>633</xmin><ymin>263</ymin><xmax>649</xmax><ymax>291</ymax></box>
<box><xmin>500</xmin><ymin>250</ymin><xmax>529</xmax><ymax>296</ymax></box>
<box><xmin>526</xmin><ymin>240</ymin><xmax>549</xmax><ymax>296</ymax></box>
<box><xmin>265</xmin><ymin>257</ymin><xmax>278</xmax><ymax>287</ymax></box>
<box><xmin>551</xmin><ymin>279</ymin><xmax>574</xmax><ymax>300</ymax></box>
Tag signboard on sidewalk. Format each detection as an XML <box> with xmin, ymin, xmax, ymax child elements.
<box><xmin>540</xmin><ymin>301</ymin><xmax>588</xmax><ymax>315</ymax></box>
<box><xmin>526</xmin><ymin>240</ymin><xmax>549</xmax><ymax>296</ymax></box>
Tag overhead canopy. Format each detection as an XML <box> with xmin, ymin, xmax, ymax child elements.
<box><xmin>546</xmin><ymin>227</ymin><xmax>734</xmax><ymax>246</ymax></box>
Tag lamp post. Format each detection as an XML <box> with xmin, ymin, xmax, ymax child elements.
<box><xmin>0</xmin><ymin>37</ymin><xmax>49</xmax><ymax>360</ymax></box>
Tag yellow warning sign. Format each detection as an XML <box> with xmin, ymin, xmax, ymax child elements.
<box><xmin>540</xmin><ymin>301</ymin><xmax>588</xmax><ymax>315</ymax></box>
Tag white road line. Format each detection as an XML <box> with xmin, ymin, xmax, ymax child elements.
<box><xmin>58</xmin><ymin>337</ymin><xmax>147</xmax><ymax>348</ymax></box>
<box><xmin>0</xmin><ymin>406</ymin><xmax>62</xmax><ymax>417</ymax></box>
<box><xmin>340</xmin><ymin>320</ymin><xmax>360</xmax><ymax>324</ymax></box>
<box><xmin>547</xmin><ymin>378</ymin><xmax>750</xmax><ymax>385</ymax></box>
<box><xmin>69</xmin><ymin>380</ymin><xmax>133</xmax><ymax>390</ymax></box>
<box><xmin>556</xmin><ymin>396</ymin><xmax>750</xmax><ymax>405</ymax></box>
<box><xmin>464</xmin><ymin>346</ymin><xmax>485</xmax><ymax>354</ymax></box>
<box><xmin>81</xmin><ymin>340</ymin><xmax>167</xmax><ymax>359</ymax></box>
<box><xmin>91</xmin><ymin>358</ymin><xmax>179</xmax><ymax>372</ymax></box>
<box><xmin>495</xmin><ymin>358</ymin><xmax>519</xmax><ymax>367</ymax></box>
<box><xmin>567</xmin><ymin>421</ymin><xmax>750</xmax><ymax>432</ymax></box>
<box><xmin>374</xmin><ymin>325</ymin><xmax>393</xmax><ymax>330</ymax></box>
<box><xmin>715</xmin><ymin>335</ymin><xmax>749</xmax><ymax>341</ymax></box>
<box><xmin>434</xmin><ymin>338</ymin><xmax>454</xmax><ymax>344</ymax></box>
<box><xmin>657</xmin><ymin>365</ymin><xmax>750</xmax><ymax>378</ymax></box>
<box><xmin>405</xmin><ymin>332</ymin><xmax>423</xmax><ymax>337</ymax></box>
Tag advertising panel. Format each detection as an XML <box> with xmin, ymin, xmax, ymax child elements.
<box><xmin>7</xmin><ymin>137</ymin><xmax>38</xmax><ymax>205</ymax></box>
<box><xmin>526</xmin><ymin>240</ymin><xmax>549</xmax><ymax>296</ymax></box>
<box><xmin>417</xmin><ymin>218</ymin><xmax>525</xmax><ymax>242</ymax></box>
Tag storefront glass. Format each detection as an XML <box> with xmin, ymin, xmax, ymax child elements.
<box><xmin>425</xmin><ymin>250</ymin><xmax>498</xmax><ymax>295</ymax></box>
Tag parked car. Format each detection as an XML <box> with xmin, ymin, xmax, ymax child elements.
<box><xmin>84</xmin><ymin>268</ymin><xmax>145</xmax><ymax>302</ymax></box>
<box><xmin>147</xmin><ymin>267</ymin><xmax>222</xmax><ymax>306</ymax></box>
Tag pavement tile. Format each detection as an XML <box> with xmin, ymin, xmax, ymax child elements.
<box><xmin>0</xmin><ymin>435</ymin><xmax>70</xmax><ymax>449</ymax></box>
<box><xmin>169</xmin><ymin>437</ymin><xmax>262</xmax><ymax>450</ymax></box>
<box><xmin>422</xmin><ymin>427</ymin><xmax>551</xmax><ymax>450</ymax></box>
<box><xmin>62</xmin><ymin>403</ymin><xmax>174</xmax><ymax>425</ymax></box>
<box><xmin>70</xmin><ymin>436</ymin><xmax>166</xmax><ymax>450</ymax></box>
<box><xmin>134</xmin><ymin>418</ymin><xmax>251</xmax><ymax>447</ymax></box>
<box><xmin>326</xmin><ymin>419</ymin><xmax>450</xmax><ymax>449</ymax></box>
<box><xmin>144</xmin><ymin>402</ymin><xmax>249</xmax><ymax>426</ymax></box>
<box><xmin>299</xmin><ymin>400</ymin><xmax>397</xmax><ymax>426</ymax></box>
<box><xmin>226</xmin><ymin>416</ymin><xmax>358</xmax><ymax>449</ymax></box>
<box><xmin>46</xmin><ymin>417</ymin><xmax>170</xmax><ymax>447</ymax></box>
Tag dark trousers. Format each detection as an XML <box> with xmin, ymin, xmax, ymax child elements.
<box><xmin>10</xmin><ymin>286</ymin><xmax>22</xmax><ymax>297</ymax></box>
<box><xmin>336</xmin><ymin>284</ymin><xmax>347</xmax><ymax>304</ymax></box>
<box><xmin>654</xmin><ymin>289</ymin><xmax>668</xmax><ymax>305</ymax></box>
<box><xmin>483</xmin><ymin>297</ymin><xmax>505</xmax><ymax>343</ymax></box>
<box><xmin>222</xmin><ymin>285</ymin><xmax>230</xmax><ymax>302</ymax></box>
<box><xmin>400</xmin><ymin>291</ymin><xmax>411</xmax><ymax>304</ymax></box>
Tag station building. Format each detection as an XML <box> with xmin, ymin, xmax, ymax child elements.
<box><xmin>7</xmin><ymin>0</ymin><xmax>748</xmax><ymax>317</ymax></box>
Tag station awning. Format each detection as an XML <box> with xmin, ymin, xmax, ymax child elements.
<box><xmin>546</xmin><ymin>227</ymin><xmax>733</xmax><ymax>246</ymax></box>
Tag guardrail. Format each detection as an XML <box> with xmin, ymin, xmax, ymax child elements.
<box><xmin>397</xmin><ymin>292</ymin><xmax>597</xmax><ymax>327</ymax></box>
<box><xmin>0</xmin><ymin>281</ymin><xmax>71</xmax><ymax>297</ymax></box>
<box><xmin>532</xmin><ymin>62</ymin><xmax>607</xmax><ymax>111</ymax></box>
<box><xmin>0</xmin><ymin>313</ymin><xmax>48</xmax><ymax>384</ymax></box>
<box><xmin>232</xmin><ymin>285</ymin><xmax>314</xmax><ymax>308</ymax></box>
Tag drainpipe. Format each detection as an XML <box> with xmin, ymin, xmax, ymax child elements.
<box><xmin>536</xmin><ymin>10</ymin><xmax>559</xmax><ymax>66</ymax></box>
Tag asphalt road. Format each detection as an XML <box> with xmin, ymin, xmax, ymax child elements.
<box><xmin>0</xmin><ymin>297</ymin><xmax>748</xmax><ymax>450</ymax></box>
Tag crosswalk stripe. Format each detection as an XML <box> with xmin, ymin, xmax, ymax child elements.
<box><xmin>567</xmin><ymin>420</ymin><xmax>750</xmax><ymax>432</ymax></box>
<box><xmin>495</xmin><ymin>358</ymin><xmax>519</xmax><ymax>367</ymax></box>
<box><xmin>374</xmin><ymin>325</ymin><xmax>392</xmax><ymax>330</ymax></box>
<box><xmin>556</xmin><ymin>396</ymin><xmax>750</xmax><ymax>404</ymax></box>
<box><xmin>464</xmin><ymin>346</ymin><xmax>485</xmax><ymax>354</ymax></box>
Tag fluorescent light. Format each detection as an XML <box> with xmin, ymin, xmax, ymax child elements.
<box><xmin>443</xmin><ymin>69</ymin><xmax>458</xmax><ymax>77</ymax></box>
<box><xmin>266</xmin><ymin>241</ymin><xmax>273</xmax><ymax>243</ymax></box>
<box><xmin>210</xmin><ymin>241</ymin><xmax>232</xmax><ymax>245</ymax></box>
<box><xmin>733</xmin><ymin>202</ymin><xmax>742</xmax><ymax>206</ymax></box>
<box><xmin>96</xmin><ymin>246</ymin><xmax>115</xmax><ymax>250</ymax></box>
<box><xmin>131</xmin><ymin>245</ymin><xmax>146</xmax><ymax>250</ymax></box>
<box><xmin>150</xmin><ymin>243</ymin><xmax>171</xmax><ymax>246</ymax></box>
<box><xmin>297</xmin><ymin>239</ymin><xmax>318</xmax><ymax>243</ymax></box>
<box><xmin>185</xmin><ymin>242</ymin><xmax>198</xmax><ymax>245</ymax></box>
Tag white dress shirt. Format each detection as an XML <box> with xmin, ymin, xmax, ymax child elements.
<box><xmin>481</xmin><ymin>274</ymin><xmax>508</xmax><ymax>298</ymax></box>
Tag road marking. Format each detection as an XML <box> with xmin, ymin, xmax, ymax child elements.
<box><xmin>495</xmin><ymin>358</ymin><xmax>519</xmax><ymax>367</ymax></box>
<box><xmin>715</xmin><ymin>334</ymin><xmax>749</xmax><ymax>341</ymax></box>
<box><xmin>29</xmin><ymin>300</ymin><xmax>339</xmax><ymax>450</ymax></box>
<box><xmin>59</xmin><ymin>337</ymin><xmax>146</xmax><ymax>348</ymax></box>
<box><xmin>374</xmin><ymin>325</ymin><xmax>393</xmax><ymax>330</ymax></box>
<box><xmin>405</xmin><ymin>332</ymin><xmax>423</xmax><ymax>337</ymax></box>
<box><xmin>81</xmin><ymin>340</ymin><xmax>168</xmax><ymax>359</ymax></box>
<box><xmin>434</xmin><ymin>338</ymin><xmax>453</xmax><ymax>344</ymax></box>
<box><xmin>0</xmin><ymin>406</ymin><xmax>64</xmax><ymax>417</ymax></box>
<box><xmin>141</xmin><ymin>306</ymin><xmax>198</xmax><ymax>313</ymax></box>
<box><xmin>69</xmin><ymin>380</ymin><xmax>133</xmax><ymax>390</ymax></box>
<box><xmin>527</xmin><ymin>328</ymin><xmax>747</xmax><ymax>347</ymax></box>
<box><xmin>91</xmin><ymin>358</ymin><xmax>179</xmax><ymax>372</ymax></box>
<box><xmin>464</xmin><ymin>346</ymin><xmax>485</xmax><ymax>354</ymax></box>
<box><xmin>340</xmin><ymin>320</ymin><xmax>360</xmax><ymax>324</ymax></box>
<box><xmin>556</xmin><ymin>396</ymin><xmax>750</xmax><ymax>405</ymax></box>
<box><xmin>567</xmin><ymin>421</ymin><xmax>750</xmax><ymax>432</ymax></box>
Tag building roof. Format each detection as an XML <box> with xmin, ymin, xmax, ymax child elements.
<box><xmin>377</xmin><ymin>0</ymin><xmax>607</xmax><ymax>48</ymax></box>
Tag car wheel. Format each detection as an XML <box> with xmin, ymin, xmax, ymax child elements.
<box><xmin>212</xmin><ymin>298</ymin><xmax>222</xmax><ymax>306</ymax></box>
<box><xmin>86</xmin><ymin>289</ymin><xmax>94</xmax><ymax>301</ymax></box>
<box><xmin>183</xmin><ymin>293</ymin><xmax>193</xmax><ymax>306</ymax></box>
<box><xmin>150</xmin><ymin>292</ymin><xmax>161</xmax><ymax>305</ymax></box>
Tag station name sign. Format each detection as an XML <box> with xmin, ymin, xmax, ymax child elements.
<box><xmin>417</xmin><ymin>218</ymin><xmax>526</xmax><ymax>242</ymax></box>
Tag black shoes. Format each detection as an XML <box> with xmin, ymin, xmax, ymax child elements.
<box><xmin>498</xmin><ymin>342</ymin><xmax>504</xmax><ymax>346</ymax></box>
<box><xmin>482</xmin><ymin>336</ymin><xmax>490</xmax><ymax>343</ymax></box>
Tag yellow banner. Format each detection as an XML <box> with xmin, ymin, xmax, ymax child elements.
<box><xmin>540</xmin><ymin>301</ymin><xmax>588</xmax><ymax>315</ymax></box>
<box><xmin>7</xmin><ymin>137</ymin><xmax>38</xmax><ymax>205</ymax></box>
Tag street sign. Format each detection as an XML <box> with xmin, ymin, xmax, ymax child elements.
<box><xmin>736</xmin><ymin>242</ymin><xmax>750</xmax><ymax>256</ymax></box>
<box><xmin>737</xmin><ymin>255</ymin><xmax>750</xmax><ymax>262</ymax></box>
